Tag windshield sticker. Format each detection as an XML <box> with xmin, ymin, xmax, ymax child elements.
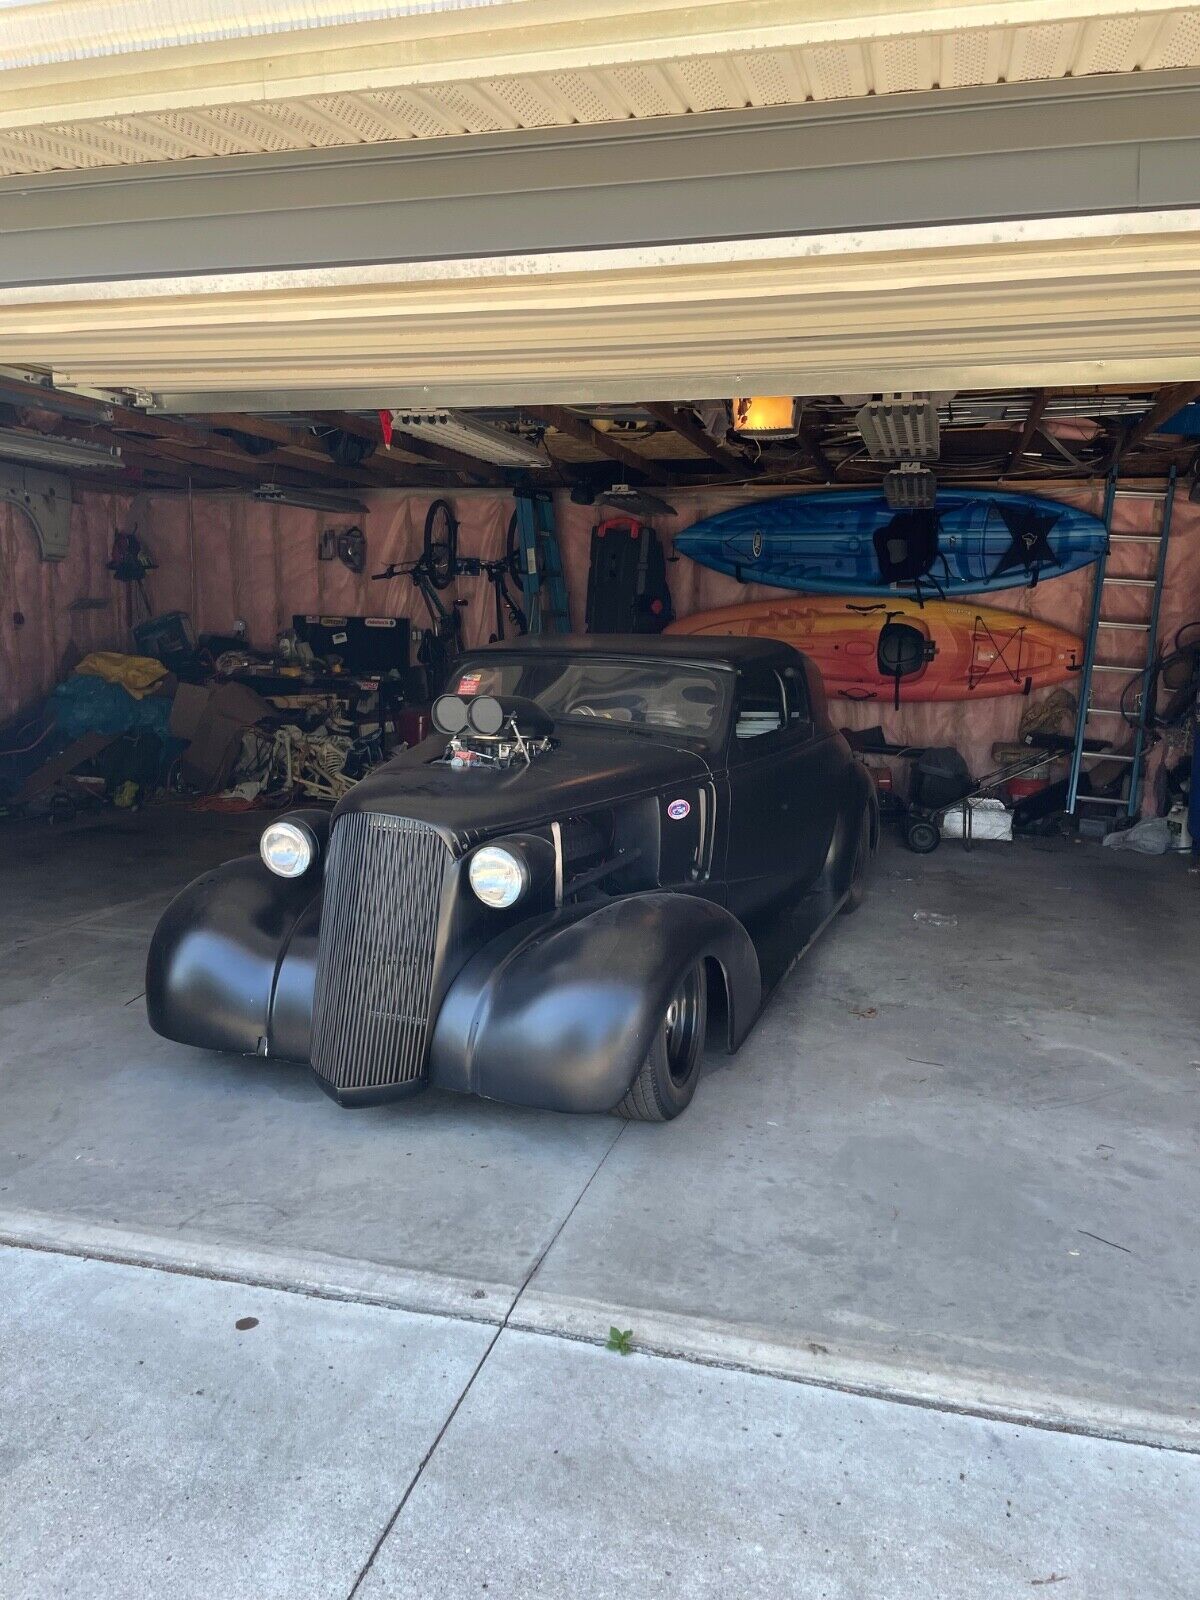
<box><xmin>667</xmin><ymin>798</ymin><xmax>691</xmax><ymax>821</ymax></box>
<box><xmin>458</xmin><ymin>673</ymin><xmax>482</xmax><ymax>696</ymax></box>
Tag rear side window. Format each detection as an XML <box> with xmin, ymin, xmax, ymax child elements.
<box><xmin>734</xmin><ymin>666</ymin><xmax>786</xmax><ymax>739</ymax></box>
<box><xmin>783</xmin><ymin>664</ymin><xmax>810</xmax><ymax>725</ymax></box>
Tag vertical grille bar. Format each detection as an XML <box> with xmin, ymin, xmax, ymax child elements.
<box><xmin>310</xmin><ymin>812</ymin><xmax>450</xmax><ymax>1093</ymax></box>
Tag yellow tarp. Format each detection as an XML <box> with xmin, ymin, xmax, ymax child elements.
<box><xmin>74</xmin><ymin>652</ymin><xmax>168</xmax><ymax>699</ymax></box>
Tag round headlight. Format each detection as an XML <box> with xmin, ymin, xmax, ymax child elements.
<box><xmin>469</xmin><ymin>845</ymin><xmax>528</xmax><ymax>909</ymax></box>
<box><xmin>260</xmin><ymin>819</ymin><xmax>316</xmax><ymax>878</ymax></box>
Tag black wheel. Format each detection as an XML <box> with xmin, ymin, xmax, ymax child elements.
<box><xmin>614</xmin><ymin>962</ymin><xmax>708</xmax><ymax>1122</ymax></box>
<box><xmin>841</xmin><ymin>812</ymin><xmax>871</xmax><ymax>913</ymax></box>
<box><xmin>505</xmin><ymin>509</ymin><xmax>525</xmax><ymax>584</ymax></box>
<box><xmin>424</xmin><ymin>499</ymin><xmax>459</xmax><ymax>591</ymax></box>
<box><xmin>905</xmin><ymin>816</ymin><xmax>941</xmax><ymax>854</ymax></box>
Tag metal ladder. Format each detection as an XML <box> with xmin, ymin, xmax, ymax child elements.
<box><xmin>1067</xmin><ymin>468</ymin><xmax>1177</xmax><ymax>818</ymax></box>
<box><xmin>513</xmin><ymin>490</ymin><xmax>572</xmax><ymax>635</ymax></box>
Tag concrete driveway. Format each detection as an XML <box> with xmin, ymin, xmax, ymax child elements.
<box><xmin>1</xmin><ymin>805</ymin><xmax>1197</xmax><ymax>1593</ymax></box>
<box><xmin>2</xmin><ymin>1246</ymin><xmax>1196</xmax><ymax>1600</ymax></box>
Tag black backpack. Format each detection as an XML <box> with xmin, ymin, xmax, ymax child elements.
<box><xmin>585</xmin><ymin>517</ymin><xmax>673</xmax><ymax>633</ymax></box>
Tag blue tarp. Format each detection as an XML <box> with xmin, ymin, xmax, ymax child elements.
<box><xmin>50</xmin><ymin>675</ymin><xmax>173</xmax><ymax>740</ymax></box>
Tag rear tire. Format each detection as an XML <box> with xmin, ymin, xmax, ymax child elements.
<box><xmin>614</xmin><ymin>962</ymin><xmax>708</xmax><ymax>1122</ymax></box>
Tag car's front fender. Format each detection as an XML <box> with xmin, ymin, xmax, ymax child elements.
<box><xmin>428</xmin><ymin>892</ymin><xmax>761</xmax><ymax>1113</ymax></box>
<box><xmin>145</xmin><ymin>856</ymin><xmax>320</xmax><ymax>1058</ymax></box>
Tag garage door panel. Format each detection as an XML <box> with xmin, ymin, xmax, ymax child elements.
<box><xmin>3</xmin><ymin>212</ymin><xmax>1199</xmax><ymax>406</ymax></box>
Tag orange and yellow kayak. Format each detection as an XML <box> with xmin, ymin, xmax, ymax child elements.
<box><xmin>667</xmin><ymin>595</ymin><xmax>1082</xmax><ymax>702</ymax></box>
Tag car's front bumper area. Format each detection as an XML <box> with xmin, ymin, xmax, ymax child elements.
<box><xmin>148</xmin><ymin>845</ymin><xmax>762</xmax><ymax>1115</ymax></box>
<box><xmin>146</xmin><ymin>854</ymin><xmax>322</xmax><ymax>1069</ymax></box>
<box><xmin>147</xmin><ymin>867</ymin><xmax>428</xmax><ymax>1110</ymax></box>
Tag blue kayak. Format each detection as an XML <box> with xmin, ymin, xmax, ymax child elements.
<box><xmin>674</xmin><ymin>490</ymin><xmax>1107</xmax><ymax>596</ymax></box>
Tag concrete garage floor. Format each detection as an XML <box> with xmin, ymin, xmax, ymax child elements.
<box><xmin>1</xmin><ymin>805</ymin><xmax>1198</xmax><ymax>1593</ymax></box>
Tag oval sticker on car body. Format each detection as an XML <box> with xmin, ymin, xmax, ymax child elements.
<box><xmin>667</xmin><ymin>799</ymin><xmax>691</xmax><ymax>821</ymax></box>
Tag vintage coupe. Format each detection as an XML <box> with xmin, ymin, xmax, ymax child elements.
<box><xmin>147</xmin><ymin>636</ymin><xmax>877</xmax><ymax>1120</ymax></box>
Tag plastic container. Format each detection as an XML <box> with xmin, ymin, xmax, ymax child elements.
<box><xmin>132</xmin><ymin>610</ymin><xmax>196</xmax><ymax>665</ymax></box>
<box><xmin>1006</xmin><ymin>776</ymin><xmax>1049</xmax><ymax>805</ymax></box>
<box><xmin>1166</xmin><ymin>801</ymin><xmax>1192</xmax><ymax>853</ymax></box>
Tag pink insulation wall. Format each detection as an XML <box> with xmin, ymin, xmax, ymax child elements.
<box><xmin>0</xmin><ymin>491</ymin><xmax>132</xmax><ymax>723</ymax></box>
<box><xmin>3</xmin><ymin>482</ymin><xmax>1198</xmax><ymax>805</ymax></box>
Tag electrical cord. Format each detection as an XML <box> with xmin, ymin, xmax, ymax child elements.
<box><xmin>1121</xmin><ymin>621</ymin><xmax>1200</xmax><ymax>732</ymax></box>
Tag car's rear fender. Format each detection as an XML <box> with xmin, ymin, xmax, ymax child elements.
<box><xmin>821</xmin><ymin>756</ymin><xmax>879</xmax><ymax>898</ymax></box>
<box><xmin>428</xmin><ymin>892</ymin><xmax>761</xmax><ymax>1113</ymax></box>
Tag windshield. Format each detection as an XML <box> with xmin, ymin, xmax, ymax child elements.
<box><xmin>447</xmin><ymin>655</ymin><xmax>729</xmax><ymax>743</ymax></box>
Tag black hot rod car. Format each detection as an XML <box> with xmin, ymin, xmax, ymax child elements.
<box><xmin>147</xmin><ymin>636</ymin><xmax>877</xmax><ymax>1121</ymax></box>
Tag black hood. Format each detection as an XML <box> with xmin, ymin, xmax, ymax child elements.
<box><xmin>335</xmin><ymin>725</ymin><xmax>713</xmax><ymax>845</ymax></box>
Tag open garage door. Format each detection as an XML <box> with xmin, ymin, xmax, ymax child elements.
<box><xmin>1</xmin><ymin>211</ymin><xmax>1200</xmax><ymax>409</ymax></box>
<box><xmin>2</xmin><ymin>61</ymin><xmax>1200</xmax><ymax>407</ymax></box>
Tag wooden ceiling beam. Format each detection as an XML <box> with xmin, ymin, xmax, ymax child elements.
<box><xmin>97</xmin><ymin>416</ymin><xmax>450</xmax><ymax>491</ymax></box>
<box><xmin>639</xmin><ymin>403</ymin><xmax>753</xmax><ymax>475</ymax></box>
<box><xmin>525</xmin><ymin>405</ymin><xmax>673</xmax><ymax>485</ymax></box>
<box><xmin>198</xmin><ymin>411</ymin><xmax>316</xmax><ymax>451</ymax></box>
<box><xmin>310</xmin><ymin>408</ymin><xmax>509</xmax><ymax>485</ymax></box>
<box><xmin>0</xmin><ymin>377</ymin><xmax>330</xmax><ymax>483</ymax></box>
<box><xmin>117</xmin><ymin>451</ymin><xmax>247</xmax><ymax>493</ymax></box>
<box><xmin>0</xmin><ymin>374</ymin><xmax>113</xmax><ymax>422</ymax></box>
<box><xmin>0</xmin><ymin>378</ymin><xmax>391</xmax><ymax>487</ymax></box>
<box><xmin>1006</xmin><ymin>388</ymin><xmax>1048</xmax><ymax>473</ymax></box>
<box><xmin>157</xmin><ymin>411</ymin><xmax>400</xmax><ymax>486</ymax></box>
<box><xmin>1107</xmin><ymin>382</ymin><xmax>1200</xmax><ymax>469</ymax></box>
<box><xmin>80</xmin><ymin>425</ymin><xmax>267</xmax><ymax>490</ymax></box>
<box><xmin>308</xmin><ymin>409</ymin><xmax>378</xmax><ymax>442</ymax></box>
<box><xmin>198</xmin><ymin>410</ymin><xmax>462</xmax><ymax>485</ymax></box>
<box><xmin>88</xmin><ymin>425</ymin><xmax>295</xmax><ymax>482</ymax></box>
<box><xmin>0</xmin><ymin>372</ymin><xmax>221</xmax><ymax>452</ymax></box>
<box><xmin>795</xmin><ymin>423</ymin><xmax>836</xmax><ymax>483</ymax></box>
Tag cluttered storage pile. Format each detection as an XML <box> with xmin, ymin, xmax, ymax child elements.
<box><xmin>0</xmin><ymin>610</ymin><xmax>422</xmax><ymax>824</ymax></box>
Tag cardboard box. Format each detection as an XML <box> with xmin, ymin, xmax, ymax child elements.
<box><xmin>169</xmin><ymin>681</ymin><xmax>274</xmax><ymax>792</ymax></box>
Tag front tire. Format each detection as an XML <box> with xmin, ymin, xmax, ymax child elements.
<box><xmin>614</xmin><ymin>962</ymin><xmax>708</xmax><ymax>1122</ymax></box>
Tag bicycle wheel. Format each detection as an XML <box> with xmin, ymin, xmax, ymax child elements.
<box><xmin>424</xmin><ymin>499</ymin><xmax>459</xmax><ymax>591</ymax></box>
<box><xmin>505</xmin><ymin>508</ymin><xmax>525</xmax><ymax>584</ymax></box>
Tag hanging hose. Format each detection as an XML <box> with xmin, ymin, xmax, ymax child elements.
<box><xmin>1121</xmin><ymin>621</ymin><xmax>1200</xmax><ymax>732</ymax></box>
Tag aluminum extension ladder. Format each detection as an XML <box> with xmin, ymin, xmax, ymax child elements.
<box><xmin>513</xmin><ymin>489</ymin><xmax>572</xmax><ymax>635</ymax></box>
<box><xmin>1066</xmin><ymin>467</ymin><xmax>1177</xmax><ymax>818</ymax></box>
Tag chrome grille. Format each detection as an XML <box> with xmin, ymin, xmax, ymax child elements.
<box><xmin>311</xmin><ymin>812</ymin><xmax>449</xmax><ymax>1093</ymax></box>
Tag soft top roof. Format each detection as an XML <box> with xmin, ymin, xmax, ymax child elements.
<box><xmin>466</xmin><ymin>633</ymin><xmax>801</xmax><ymax>672</ymax></box>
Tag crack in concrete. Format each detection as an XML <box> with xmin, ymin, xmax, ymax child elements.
<box><xmin>342</xmin><ymin>1120</ymin><xmax>630</xmax><ymax>1598</ymax></box>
